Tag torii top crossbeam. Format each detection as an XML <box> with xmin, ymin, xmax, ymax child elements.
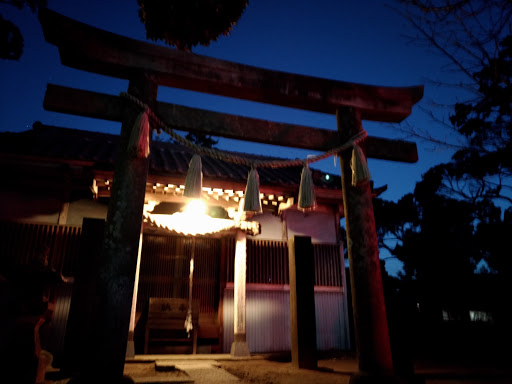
<box><xmin>39</xmin><ymin>8</ymin><xmax>422</xmax><ymax>124</ymax></box>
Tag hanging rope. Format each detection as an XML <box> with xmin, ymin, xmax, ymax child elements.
<box><xmin>184</xmin><ymin>237</ymin><xmax>195</xmax><ymax>337</ymax></box>
<box><xmin>120</xmin><ymin>92</ymin><xmax>368</xmax><ymax>169</ymax></box>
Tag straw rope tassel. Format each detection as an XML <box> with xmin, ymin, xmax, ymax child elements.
<box><xmin>243</xmin><ymin>168</ymin><xmax>262</xmax><ymax>213</ymax></box>
<box><xmin>298</xmin><ymin>164</ymin><xmax>317</xmax><ymax>211</ymax></box>
<box><xmin>128</xmin><ymin>110</ymin><xmax>150</xmax><ymax>158</ymax></box>
<box><xmin>184</xmin><ymin>154</ymin><xmax>203</xmax><ymax>198</ymax></box>
<box><xmin>351</xmin><ymin>144</ymin><xmax>371</xmax><ymax>186</ymax></box>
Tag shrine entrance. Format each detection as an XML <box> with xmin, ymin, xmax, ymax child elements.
<box><xmin>134</xmin><ymin>234</ymin><xmax>222</xmax><ymax>354</ymax></box>
<box><xmin>38</xmin><ymin>8</ymin><xmax>423</xmax><ymax>384</ymax></box>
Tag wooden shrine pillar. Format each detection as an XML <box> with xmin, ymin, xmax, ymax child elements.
<box><xmin>288</xmin><ymin>236</ymin><xmax>317</xmax><ymax>369</ymax></box>
<box><xmin>337</xmin><ymin>107</ymin><xmax>396</xmax><ymax>383</ymax></box>
<box><xmin>76</xmin><ymin>73</ymin><xmax>157</xmax><ymax>383</ymax></box>
<box><xmin>231</xmin><ymin>229</ymin><xmax>250</xmax><ymax>356</ymax></box>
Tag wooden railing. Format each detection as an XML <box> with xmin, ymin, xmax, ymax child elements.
<box><xmin>0</xmin><ymin>221</ymin><xmax>81</xmax><ymax>276</ymax></box>
<box><xmin>0</xmin><ymin>221</ymin><xmax>82</xmax><ymax>355</ymax></box>
<box><xmin>314</xmin><ymin>243</ymin><xmax>344</xmax><ymax>287</ymax></box>
<box><xmin>226</xmin><ymin>239</ymin><xmax>343</xmax><ymax>287</ymax></box>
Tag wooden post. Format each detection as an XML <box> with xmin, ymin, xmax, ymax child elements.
<box><xmin>218</xmin><ymin>237</ymin><xmax>227</xmax><ymax>353</ymax></box>
<box><xmin>78</xmin><ymin>73</ymin><xmax>157</xmax><ymax>383</ymax></box>
<box><xmin>230</xmin><ymin>229</ymin><xmax>250</xmax><ymax>356</ymax></box>
<box><xmin>288</xmin><ymin>235</ymin><xmax>317</xmax><ymax>369</ymax></box>
<box><xmin>126</xmin><ymin>229</ymin><xmax>143</xmax><ymax>358</ymax></box>
<box><xmin>62</xmin><ymin>218</ymin><xmax>105</xmax><ymax>376</ymax></box>
<box><xmin>335</xmin><ymin>208</ymin><xmax>352</xmax><ymax>351</ymax></box>
<box><xmin>337</xmin><ymin>107</ymin><xmax>396</xmax><ymax>383</ymax></box>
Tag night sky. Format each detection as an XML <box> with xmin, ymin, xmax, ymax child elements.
<box><xmin>0</xmin><ymin>0</ymin><xmax>467</xmax><ymax>275</ymax></box>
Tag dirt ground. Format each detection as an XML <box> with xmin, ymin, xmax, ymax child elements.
<box><xmin>120</xmin><ymin>356</ymin><xmax>512</xmax><ymax>384</ymax></box>
<box><xmin>219</xmin><ymin>359</ymin><xmax>352</xmax><ymax>384</ymax></box>
<box><xmin>122</xmin><ymin>358</ymin><xmax>354</xmax><ymax>384</ymax></box>
<box><xmin>220</xmin><ymin>357</ymin><xmax>512</xmax><ymax>384</ymax></box>
<box><xmin>48</xmin><ymin>353</ymin><xmax>512</xmax><ymax>384</ymax></box>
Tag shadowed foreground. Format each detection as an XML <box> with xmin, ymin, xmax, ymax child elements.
<box><xmin>46</xmin><ymin>353</ymin><xmax>510</xmax><ymax>384</ymax></box>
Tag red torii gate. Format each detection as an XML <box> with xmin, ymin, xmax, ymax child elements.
<box><xmin>38</xmin><ymin>8</ymin><xmax>423</xmax><ymax>384</ymax></box>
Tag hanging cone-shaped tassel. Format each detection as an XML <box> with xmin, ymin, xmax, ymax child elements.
<box><xmin>243</xmin><ymin>168</ymin><xmax>262</xmax><ymax>213</ymax></box>
<box><xmin>183</xmin><ymin>154</ymin><xmax>203</xmax><ymax>198</ymax></box>
<box><xmin>128</xmin><ymin>110</ymin><xmax>150</xmax><ymax>158</ymax></box>
<box><xmin>351</xmin><ymin>144</ymin><xmax>371</xmax><ymax>186</ymax></box>
<box><xmin>184</xmin><ymin>309</ymin><xmax>193</xmax><ymax>337</ymax></box>
<box><xmin>298</xmin><ymin>164</ymin><xmax>317</xmax><ymax>212</ymax></box>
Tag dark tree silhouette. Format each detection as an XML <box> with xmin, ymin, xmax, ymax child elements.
<box><xmin>394</xmin><ymin>0</ymin><xmax>512</xmax><ymax>209</ymax></box>
<box><xmin>137</xmin><ymin>1</ymin><xmax>248</xmax><ymax>147</ymax></box>
<box><xmin>137</xmin><ymin>0</ymin><xmax>248</xmax><ymax>52</ymax></box>
<box><xmin>448</xmin><ymin>35</ymin><xmax>512</xmax><ymax>206</ymax></box>
<box><xmin>185</xmin><ymin>132</ymin><xmax>218</xmax><ymax>149</ymax></box>
<box><xmin>0</xmin><ymin>0</ymin><xmax>47</xmax><ymax>60</ymax></box>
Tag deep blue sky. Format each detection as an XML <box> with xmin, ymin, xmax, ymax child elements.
<box><xmin>0</xmin><ymin>0</ymin><xmax>467</xmax><ymax>275</ymax></box>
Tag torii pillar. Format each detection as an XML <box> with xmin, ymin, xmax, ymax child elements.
<box><xmin>337</xmin><ymin>107</ymin><xmax>396</xmax><ymax>383</ymax></box>
<box><xmin>74</xmin><ymin>73</ymin><xmax>157</xmax><ymax>383</ymax></box>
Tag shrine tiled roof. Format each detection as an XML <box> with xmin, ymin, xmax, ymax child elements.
<box><xmin>0</xmin><ymin>122</ymin><xmax>342</xmax><ymax>192</ymax></box>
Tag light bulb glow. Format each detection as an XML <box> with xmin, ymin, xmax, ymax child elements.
<box><xmin>184</xmin><ymin>200</ymin><xmax>207</xmax><ymax>216</ymax></box>
<box><xmin>144</xmin><ymin>200</ymin><xmax>260</xmax><ymax>236</ymax></box>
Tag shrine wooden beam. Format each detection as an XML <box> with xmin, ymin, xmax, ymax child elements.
<box><xmin>43</xmin><ymin>84</ymin><xmax>418</xmax><ymax>163</ymax></box>
<box><xmin>39</xmin><ymin>8</ymin><xmax>423</xmax><ymax>123</ymax></box>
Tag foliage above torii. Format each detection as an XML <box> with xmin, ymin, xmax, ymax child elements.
<box><xmin>137</xmin><ymin>0</ymin><xmax>248</xmax><ymax>52</ymax></box>
<box><xmin>395</xmin><ymin>0</ymin><xmax>512</xmax><ymax>207</ymax></box>
<box><xmin>0</xmin><ymin>0</ymin><xmax>47</xmax><ymax>60</ymax></box>
<box><xmin>373</xmin><ymin>2</ymin><xmax>512</xmax><ymax>314</ymax></box>
<box><xmin>449</xmin><ymin>35</ymin><xmax>512</xmax><ymax>205</ymax></box>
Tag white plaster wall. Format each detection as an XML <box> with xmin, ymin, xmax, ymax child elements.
<box><xmin>248</xmin><ymin>207</ymin><xmax>338</xmax><ymax>244</ymax></box>
<box><xmin>248</xmin><ymin>212</ymin><xmax>283</xmax><ymax>241</ymax></box>
<box><xmin>65</xmin><ymin>199</ymin><xmax>108</xmax><ymax>225</ymax></box>
<box><xmin>285</xmin><ymin>208</ymin><xmax>336</xmax><ymax>244</ymax></box>
<box><xmin>0</xmin><ymin>191</ymin><xmax>60</xmax><ymax>224</ymax></box>
<box><xmin>0</xmin><ymin>193</ymin><xmax>108</xmax><ymax>226</ymax></box>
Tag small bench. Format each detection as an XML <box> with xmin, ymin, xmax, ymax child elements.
<box><xmin>144</xmin><ymin>298</ymin><xmax>199</xmax><ymax>354</ymax></box>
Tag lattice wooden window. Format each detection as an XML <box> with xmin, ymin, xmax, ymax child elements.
<box><xmin>226</xmin><ymin>238</ymin><xmax>342</xmax><ymax>287</ymax></box>
<box><xmin>0</xmin><ymin>221</ymin><xmax>81</xmax><ymax>276</ymax></box>
<box><xmin>136</xmin><ymin>234</ymin><xmax>221</xmax><ymax>314</ymax></box>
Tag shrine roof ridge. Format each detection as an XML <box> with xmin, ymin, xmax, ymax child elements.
<box><xmin>0</xmin><ymin>122</ymin><xmax>343</xmax><ymax>191</ymax></box>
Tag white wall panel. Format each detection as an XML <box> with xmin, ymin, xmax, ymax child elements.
<box><xmin>223</xmin><ymin>286</ymin><xmax>349</xmax><ymax>353</ymax></box>
<box><xmin>315</xmin><ymin>291</ymin><xmax>350</xmax><ymax>350</ymax></box>
<box><xmin>286</xmin><ymin>209</ymin><xmax>336</xmax><ymax>244</ymax></box>
<box><xmin>248</xmin><ymin>212</ymin><xmax>284</xmax><ymax>241</ymax></box>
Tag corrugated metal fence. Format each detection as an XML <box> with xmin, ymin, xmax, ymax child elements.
<box><xmin>222</xmin><ymin>286</ymin><xmax>349</xmax><ymax>353</ymax></box>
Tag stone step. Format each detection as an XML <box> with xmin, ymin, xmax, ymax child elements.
<box><xmin>156</xmin><ymin>360</ymin><xmax>220</xmax><ymax>371</ymax></box>
<box><xmin>156</xmin><ymin>361</ymin><xmax>239</xmax><ymax>384</ymax></box>
<box><xmin>124</xmin><ymin>362</ymin><xmax>194</xmax><ymax>384</ymax></box>
<box><xmin>131</xmin><ymin>375</ymin><xmax>194</xmax><ymax>384</ymax></box>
